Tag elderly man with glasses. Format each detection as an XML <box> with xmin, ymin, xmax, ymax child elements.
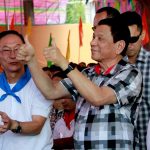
<box><xmin>0</xmin><ymin>30</ymin><xmax>53</xmax><ymax>150</ymax></box>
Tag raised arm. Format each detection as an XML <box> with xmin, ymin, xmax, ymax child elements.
<box><xmin>16</xmin><ymin>36</ymin><xmax>69</xmax><ymax>100</ymax></box>
<box><xmin>17</xmin><ymin>36</ymin><xmax>117</xmax><ymax>106</ymax></box>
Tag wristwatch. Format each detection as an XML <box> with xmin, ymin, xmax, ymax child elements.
<box><xmin>63</xmin><ymin>62</ymin><xmax>75</xmax><ymax>75</ymax></box>
<box><xmin>11</xmin><ymin>121</ymin><xmax>22</xmax><ymax>133</ymax></box>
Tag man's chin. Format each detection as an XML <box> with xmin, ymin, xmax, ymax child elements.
<box><xmin>126</xmin><ymin>51</ymin><xmax>136</xmax><ymax>57</ymax></box>
<box><xmin>8</xmin><ymin>65</ymin><xmax>23</xmax><ymax>72</ymax></box>
<box><xmin>91</xmin><ymin>56</ymin><xmax>99</xmax><ymax>61</ymax></box>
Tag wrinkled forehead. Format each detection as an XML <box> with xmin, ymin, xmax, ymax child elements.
<box><xmin>95</xmin><ymin>24</ymin><xmax>111</xmax><ymax>35</ymax></box>
<box><xmin>0</xmin><ymin>34</ymin><xmax>23</xmax><ymax>47</ymax></box>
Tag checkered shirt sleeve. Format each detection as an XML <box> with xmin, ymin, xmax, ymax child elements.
<box><xmin>136</xmin><ymin>47</ymin><xmax>150</xmax><ymax>149</ymax></box>
<box><xmin>61</xmin><ymin>57</ymin><xmax>142</xmax><ymax>149</ymax></box>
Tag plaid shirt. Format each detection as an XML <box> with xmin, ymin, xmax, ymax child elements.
<box><xmin>61</xmin><ymin>57</ymin><xmax>142</xmax><ymax>149</ymax></box>
<box><xmin>136</xmin><ymin>47</ymin><xmax>150</xmax><ymax>150</ymax></box>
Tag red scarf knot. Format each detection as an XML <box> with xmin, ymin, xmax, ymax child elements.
<box><xmin>63</xmin><ymin>111</ymin><xmax>75</xmax><ymax>130</ymax></box>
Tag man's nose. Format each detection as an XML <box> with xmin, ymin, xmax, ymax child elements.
<box><xmin>91</xmin><ymin>38</ymin><xmax>97</xmax><ymax>46</ymax></box>
<box><xmin>10</xmin><ymin>50</ymin><xmax>16</xmax><ymax>57</ymax></box>
<box><xmin>128</xmin><ymin>43</ymin><xmax>134</xmax><ymax>49</ymax></box>
<box><xmin>61</xmin><ymin>99</ymin><xmax>65</xmax><ymax>103</ymax></box>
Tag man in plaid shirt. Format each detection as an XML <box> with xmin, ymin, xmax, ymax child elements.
<box><xmin>17</xmin><ymin>17</ymin><xmax>142</xmax><ymax>149</ymax></box>
<box><xmin>121</xmin><ymin>11</ymin><xmax>150</xmax><ymax>150</ymax></box>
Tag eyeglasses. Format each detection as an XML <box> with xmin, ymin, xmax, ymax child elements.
<box><xmin>130</xmin><ymin>30</ymin><xmax>142</xmax><ymax>43</ymax></box>
<box><xmin>0</xmin><ymin>45</ymin><xmax>21</xmax><ymax>55</ymax></box>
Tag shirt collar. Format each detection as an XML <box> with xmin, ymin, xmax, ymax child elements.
<box><xmin>94</xmin><ymin>56</ymin><xmax>129</xmax><ymax>76</ymax></box>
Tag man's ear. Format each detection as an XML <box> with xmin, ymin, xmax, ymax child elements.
<box><xmin>141</xmin><ymin>29</ymin><xmax>150</xmax><ymax>45</ymax></box>
<box><xmin>115</xmin><ymin>40</ymin><xmax>125</xmax><ymax>55</ymax></box>
<box><xmin>141</xmin><ymin>29</ymin><xmax>146</xmax><ymax>41</ymax></box>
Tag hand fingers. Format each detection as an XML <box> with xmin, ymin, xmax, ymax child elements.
<box><xmin>16</xmin><ymin>47</ymin><xmax>27</xmax><ymax>61</ymax></box>
<box><xmin>25</xmin><ymin>35</ymin><xmax>33</xmax><ymax>50</ymax></box>
<box><xmin>0</xmin><ymin>129</ymin><xmax>7</xmax><ymax>134</ymax></box>
<box><xmin>0</xmin><ymin>112</ymin><xmax>7</xmax><ymax>118</ymax></box>
<box><xmin>18</xmin><ymin>47</ymin><xmax>27</xmax><ymax>56</ymax></box>
<box><xmin>24</xmin><ymin>35</ymin><xmax>31</xmax><ymax>46</ymax></box>
<box><xmin>51</xmin><ymin>38</ymin><xmax>56</xmax><ymax>48</ymax></box>
<box><xmin>1</xmin><ymin>113</ymin><xmax>9</xmax><ymax>121</ymax></box>
<box><xmin>0</xmin><ymin>125</ymin><xmax>8</xmax><ymax>133</ymax></box>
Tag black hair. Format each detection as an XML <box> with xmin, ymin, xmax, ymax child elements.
<box><xmin>120</xmin><ymin>11</ymin><xmax>143</xmax><ymax>33</ymax></box>
<box><xmin>98</xmin><ymin>17</ymin><xmax>130</xmax><ymax>56</ymax></box>
<box><xmin>96</xmin><ymin>7</ymin><xmax>120</xmax><ymax>18</ymax></box>
<box><xmin>0</xmin><ymin>30</ymin><xmax>25</xmax><ymax>43</ymax></box>
<box><xmin>42</xmin><ymin>67</ymin><xmax>51</xmax><ymax>71</ymax></box>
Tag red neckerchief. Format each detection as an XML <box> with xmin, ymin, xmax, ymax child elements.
<box><xmin>63</xmin><ymin>110</ymin><xmax>75</xmax><ymax>130</ymax></box>
<box><xmin>94</xmin><ymin>64</ymin><xmax>115</xmax><ymax>75</ymax></box>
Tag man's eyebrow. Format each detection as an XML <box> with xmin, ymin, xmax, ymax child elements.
<box><xmin>14</xmin><ymin>44</ymin><xmax>22</xmax><ymax>47</ymax></box>
<box><xmin>2</xmin><ymin>44</ymin><xmax>21</xmax><ymax>48</ymax></box>
<box><xmin>95</xmin><ymin>32</ymin><xmax>105</xmax><ymax>37</ymax></box>
<box><xmin>1</xmin><ymin>45</ymin><xmax>10</xmax><ymax>49</ymax></box>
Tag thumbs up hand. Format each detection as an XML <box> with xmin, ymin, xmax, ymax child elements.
<box><xmin>44</xmin><ymin>39</ymin><xmax>68</xmax><ymax>70</ymax></box>
<box><xmin>16</xmin><ymin>35</ymin><xmax>35</xmax><ymax>63</ymax></box>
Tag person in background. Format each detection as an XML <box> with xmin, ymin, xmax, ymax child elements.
<box><xmin>147</xmin><ymin>120</ymin><xmax>150</xmax><ymax>150</ymax></box>
<box><xmin>42</xmin><ymin>67</ymin><xmax>65</xmax><ymax>133</ymax></box>
<box><xmin>49</xmin><ymin>72</ymin><xmax>65</xmax><ymax>131</ymax></box>
<box><xmin>76</xmin><ymin>64</ymin><xmax>86</xmax><ymax>72</ymax></box>
<box><xmin>93</xmin><ymin>6</ymin><xmax>120</xmax><ymax>30</ymax></box>
<box><xmin>49</xmin><ymin>65</ymin><xmax>62</xmax><ymax>77</ymax></box>
<box><xmin>50</xmin><ymin>71</ymin><xmax>75</xmax><ymax>150</ymax></box>
<box><xmin>120</xmin><ymin>11</ymin><xmax>150</xmax><ymax>149</ymax></box>
<box><xmin>78</xmin><ymin>62</ymin><xmax>86</xmax><ymax>68</ymax></box>
<box><xmin>0</xmin><ymin>30</ymin><xmax>53</xmax><ymax>150</ymax></box>
<box><xmin>17</xmin><ymin>15</ymin><xmax>142</xmax><ymax>149</ymax></box>
<box><xmin>50</xmin><ymin>99</ymin><xmax>64</xmax><ymax>132</ymax></box>
<box><xmin>86</xmin><ymin>62</ymin><xmax>96</xmax><ymax>68</ymax></box>
<box><xmin>52</xmin><ymin>97</ymin><xmax>75</xmax><ymax>150</ymax></box>
<box><xmin>42</xmin><ymin>65</ymin><xmax>62</xmax><ymax>78</ymax></box>
<box><xmin>42</xmin><ymin>66</ymin><xmax>53</xmax><ymax>78</ymax></box>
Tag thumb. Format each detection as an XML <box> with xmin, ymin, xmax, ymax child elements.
<box><xmin>51</xmin><ymin>38</ymin><xmax>57</xmax><ymax>48</ymax></box>
<box><xmin>24</xmin><ymin>35</ymin><xmax>31</xmax><ymax>47</ymax></box>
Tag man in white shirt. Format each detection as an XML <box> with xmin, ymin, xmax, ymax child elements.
<box><xmin>0</xmin><ymin>30</ymin><xmax>53</xmax><ymax>150</ymax></box>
